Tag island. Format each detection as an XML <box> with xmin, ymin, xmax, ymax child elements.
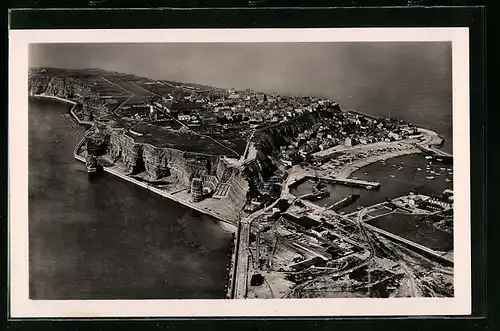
<box><xmin>28</xmin><ymin>67</ymin><xmax>454</xmax><ymax>299</ymax></box>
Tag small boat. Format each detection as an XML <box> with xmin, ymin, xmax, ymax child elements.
<box><xmin>440</xmin><ymin>167</ymin><xmax>446</xmax><ymax>171</ymax></box>
<box><xmin>437</xmin><ymin>158</ymin><xmax>443</xmax><ymax>162</ymax></box>
<box><xmin>445</xmin><ymin>178</ymin><xmax>451</xmax><ymax>182</ymax></box>
<box><xmin>425</xmin><ymin>156</ymin><xmax>433</xmax><ymax>160</ymax></box>
<box><xmin>392</xmin><ymin>164</ymin><xmax>397</xmax><ymax>167</ymax></box>
<box><xmin>364</xmin><ymin>172</ymin><xmax>368</xmax><ymax>175</ymax></box>
<box><xmin>447</xmin><ymin>168</ymin><xmax>452</xmax><ymax>171</ymax></box>
<box><xmin>417</xmin><ymin>168</ymin><xmax>422</xmax><ymax>171</ymax></box>
<box><xmin>426</xmin><ymin>176</ymin><xmax>435</xmax><ymax>180</ymax></box>
<box><xmin>397</xmin><ymin>167</ymin><xmax>403</xmax><ymax>171</ymax></box>
<box><xmin>430</xmin><ymin>170</ymin><xmax>435</xmax><ymax>174</ymax></box>
<box><xmin>390</xmin><ymin>174</ymin><xmax>396</xmax><ymax>178</ymax></box>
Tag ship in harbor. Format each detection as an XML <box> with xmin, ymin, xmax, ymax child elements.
<box><xmin>303</xmin><ymin>181</ymin><xmax>330</xmax><ymax>201</ymax></box>
<box><xmin>329</xmin><ymin>193</ymin><xmax>361</xmax><ymax>212</ymax></box>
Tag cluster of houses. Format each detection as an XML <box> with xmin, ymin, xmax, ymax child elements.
<box><xmin>124</xmin><ymin>87</ymin><xmax>418</xmax><ymax>166</ymax></box>
<box><xmin>278</xmin><ymin>111</ymin><xmax>417</xmax><ymax>166</ymax></box>
<box><xmin>206</xmin><ymin>88</ymin><xmax>339</xmax><ymax>128</ymax></box>
<box><xmin>128</xmin><ymin>87</ymin><xmax>340</xmax><ymax>131</ymax></box>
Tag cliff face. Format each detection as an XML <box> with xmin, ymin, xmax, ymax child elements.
<box><xmin>226</xmin><ymin>168</ymin><xmax>249</xmax><ymax>210</ymax></box>
<box><xmin>86</xmin><ymin>127</ymin><xmax>219</xmax><ymax>187</ymax></box>
<box><xmin>242</xmin><ymin>110</ymin><xmax>335</xmax><ymax>199</ymax></box>
<box><xmin>254</xmin><ymin>109</ymin><xmax>334</xmax><ymax>157</ymax></box>
<box><xmin>29</xmin><ymin>74</ymin><xmax>106</xmax><ymax>120</ymax></box>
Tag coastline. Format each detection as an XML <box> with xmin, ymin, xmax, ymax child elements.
<box><xmin>33</xmin><ymin>94</ymin><xmax>95</xmax><ymax>126</ymax></box>
<box><xmin>34</xmin><ymin>93</ymin><xmax>450</xmax><ymax>228</ymax></box>
<box><xmin>75</xmin><ymin>149</ymin><xmax>238</xmax><ymax>231</ymax></box>
<box><xmin>33</xmin><ymin>94</ymin><xmax>451</xmax><ymax>300</ymax></box>
<box><xmin>31</xmin><ymin>95</ymin><xmax>237</xmax><ymax>230</ymax></box>
<box><xmin>336</xmin><ymin>147</ymin><xmax>422</xmax><ymax>179</ymax></box>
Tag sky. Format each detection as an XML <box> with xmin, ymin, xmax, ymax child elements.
<box><xmin>29</xmin><ymin>42</ymin><xmax>453</xmax><ymax>150</ymax></box>
<box><xmin>29</xmin><ymin>42</ymin><xmax>451</xmax><ymax>99</ymax></box>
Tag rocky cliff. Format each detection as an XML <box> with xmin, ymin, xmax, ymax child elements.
<box><xmin>243</xmin><ymin>109</ymin><xmax>336</xmax><ymax>198</ymax></box>
<box><xmin>29</xmin><ymin>74</ymin><xmax>107</xmax><ymax>120</ymax></box>
<box><xmin>86</xmin><ymin>126</ymin><xmax>220</xmax><ymax>187</ymax></box>
<box><xmin>254</xmin><ymin>109</ymin><xmax>335</xmax><ymax>157</ymax></box>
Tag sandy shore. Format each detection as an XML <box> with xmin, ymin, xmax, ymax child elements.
<box><xmin>336</xmin><ymin>147</ymin><xmax>422</xmax><ymax>179</ymax></box>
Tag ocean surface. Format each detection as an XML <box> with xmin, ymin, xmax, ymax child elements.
<box><xmin>29</xmin><ymin>97</ymin><xmax>233</xmax><ymax>299</ymax></box>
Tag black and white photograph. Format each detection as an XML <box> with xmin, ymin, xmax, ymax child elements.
<box><xmin>9</xmin><ymin>28</ymin><xmax>471</xmax><ymax>317</ymax></box>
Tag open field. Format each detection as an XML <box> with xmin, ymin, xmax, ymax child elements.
<box><xmin>129</xmin><ymin>123</ymin><xmax>237</xmax><ymax>156</ymax></box>
<box><xmin>134</xmin><ymin>81</ymin><xmax>178</xmax><ymax>96</ymax></box>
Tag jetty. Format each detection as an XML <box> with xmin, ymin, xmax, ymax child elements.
<box><xmin>288</xmin><ymin>174</ymin><xmax>380</xmax><ymax>191</ymax></box>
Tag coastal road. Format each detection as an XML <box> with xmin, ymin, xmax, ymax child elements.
<box><xmin>233</xmin><ymin>222</ymin><xmax>250</xmax><ymax>299</ymax></box>
<box><xmin>232</xmin><ymin>196</ymin><xmax>283</xmax><ymax>299</ymax></box>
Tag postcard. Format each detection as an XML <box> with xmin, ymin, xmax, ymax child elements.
<box><xmin>9</xmin><ymin>27</ymin><xmax>471</xmax><ymax>317</ymax></box>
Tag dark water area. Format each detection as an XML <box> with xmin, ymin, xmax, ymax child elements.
<box><xmin>290</xmin><ymin>154</ymin><xmax>453</xmax><ymax>214</ymax></box>
<box><xmin>29</xmin><ymin>97</ymin><xmax>232</xmax><ymax>299</ymax></box>
<box><xmin>366</xmin><ymin>213</ymin><xmax>453</xmax><ymax>251</ymax></box>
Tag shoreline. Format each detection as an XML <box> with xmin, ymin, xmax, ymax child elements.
<box><xmin>34</xmin><ymin>94</ymin><xmax>452</xmax><ymax>299</ymax></box>
<box><xmin>75</xmin><ymin>149</ymin><xmax>238</xmax><ymax>232</ymax></box>
<box><xmin>336</xmin><ymin>147</ymin><xmax>422</xmax><ymax>179</ymax></box>
<box><xmin>31</xmin><ymin>96</ymin><xmax>238</xmax><ymax>231</ymax></box>
<box><xmin>33</xmin><ymin>94</ymin><xmax>95</xmax><ymax>126</ymax></box>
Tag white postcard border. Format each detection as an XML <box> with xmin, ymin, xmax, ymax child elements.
<box><xmin>9</xmin><ymin>28</ymin><xmax>470</xmax><ymax>318</ymax></box>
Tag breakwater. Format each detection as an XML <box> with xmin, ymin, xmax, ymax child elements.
<box><xmin>34</xmin><ymin>94</ymin><xmax>95</xmax><ymax>126</ymax></box>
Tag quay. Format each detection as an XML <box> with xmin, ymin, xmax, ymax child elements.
<box><xmin>233</xmin><ymin>221</ymin><xmax>251</xmax><ymax>299</ymax></box>
<box><xmin>414</xmin><ymin>144</ymin><xmax>453</xmax><ymax>161</ymax></box>
<box><xmin>288</xmin><ymin>174</ymin><xmax>380</xmax><ymax>191</ymax></box>
<box><xmin>322</xmin><ymin>177</ymin><xmax>380</xmax><ymax>189</ymax></box>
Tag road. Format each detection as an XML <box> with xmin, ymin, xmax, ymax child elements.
<box><xmin>242</xmin><ymin>129</ymin><xmax>256</xmax><ymax>161</ymax></box>
<box><xmin>232</xmin><ymin>195</ymin><xmax>283</xmax><ymax>299</ymax></box>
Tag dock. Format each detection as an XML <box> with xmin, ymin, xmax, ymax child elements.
<box><xmin>414</xmin><ymin>144</ymin><xmax>453</xmax><ymax>160</ymax></box>
<box><xmin>323</xmin><ymin>177</ymin><xmax>380</xmax><ymax>189</ymax></box>
<box><xmin>288</xmin><ymin>175</ymin><xmax>380</xmax><ymax>191</ymax></box>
